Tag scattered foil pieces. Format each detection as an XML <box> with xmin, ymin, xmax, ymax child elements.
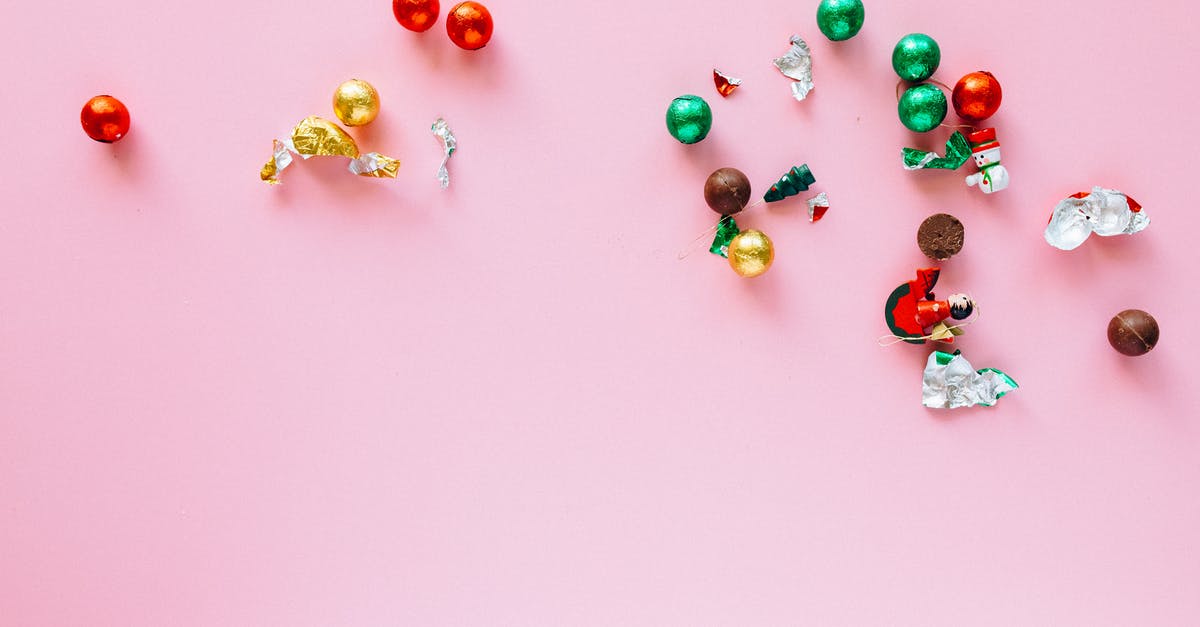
<box><xmin>260</xmin><ymin>116</ymin><xmax>399</xmax><ymax>184</ymax></box>
<box><xmin>431</xmin><ymin>117</ymin><xmax>457</xmax><ymax>190</ymax></box>
<box><xmin>922</xmin><ymin>351</ymin><xmax>1017</xmax><ymax>409</ymax></box>
<box><xmin>1044</xmin><ymin>187</ymin><xmax>1149</xmax><ymax>250</ymax></box>
<box><xmin>713</xmin><ymin>69</ymin><xmax>742</xmax><ymax>97</ymax></box>
<box><xmin>903</xmin><ymin>131</ymin><xmax>970</xmax><ymax>170</ymax></box>
<box><xmin>709</xmin><ymin>215</ymin><xmax>740</xmax><ymax>257</ymax></box>
<box><xmin>806</xmin><ymin>192</ymin><xmax>829</xmax><ymax>222</ymax></box>
<box><xmin>772</xmin><ymin>35</ymin><xmax>814</xmax><ymax>101</ymax></box>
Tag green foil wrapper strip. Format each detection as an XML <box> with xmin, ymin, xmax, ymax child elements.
<box><xmin>903</xmin><ymin>131</ymin><xmax>970</xmax><ymax>170</ymax></box>
<box><xmin>763</xmin><ymin>164</ymin><xmax>816</xmax><ymax>202</ymax></box>
<box><xmin>709</xmin><ymin>215</ymin><xmax>740</xmax><ymax>258</ymax></box>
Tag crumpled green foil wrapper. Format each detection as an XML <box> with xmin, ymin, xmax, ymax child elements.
<box><xmin>903</xmin><ymin>131</ymin><xmax>970</xmax><ymax>170</ymax></box>
<box><xmin>709</xmin><ymin>215</ymin><xmax>740</xmax><ymax>257</ymax></box>
<box><xmin>922</xmin><ymin>351</ymin><xmax>1017</xmax><ymax>409</ymax></box>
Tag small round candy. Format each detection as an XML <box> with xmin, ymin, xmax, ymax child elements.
<box><xmin>332</xmin><ymin>79</ymin><xmax>380</xmax><ymax>127</ymax></box>
<box><xmin>952</xmin><ymin>71</ymin><xmax>1003</xmax><ymax>123</ymax></box>
<box><xmin>80</xmin><ymin>95</ymin><xmax>130</xmax><ymax>143</ymax></box>
<box><xmin>816</xmin><ymin>0</ymin><xmax>865</xmax><ymax>42</ymax></box>
<box><xmin>665</xmin><ymin>95</ymin><xmax>712</xmax><ymax>144</ymax></box>
<box><xmin>393</xmin><ymin>0</ymin><xmax>440</xmax><ymax>32</ymax></box>
<box><xmin>1107</xmin><ymin>309</ymin><xmax>1159</xmax><ymax>356</ymax></box>
<box><xmin>704</xmin><ymin>168</ymin><xmax>751</xmax><ymax>216</ymax></box>
<box><xmin>917</xmin><ymin>213</ymin><xmax>964</xmax><ymax>260</ymax></box>
<box><xmin>446</xmin><ymin>1</ymin><xmax>493</xmax><ymax>50</ymax></box>
<box><xmin>728</xmin><ymin>230</ymin><xmax>774</xmax><ymax>278</ymax></box>
<box><xmin>898</xmin><ymin>84</ymin><xmax>947</xmax><ymax>133</ymax></box>
<box><xmin>892</xmin><ymin>34</ymin><xmax>941</xmax><ymax>82</ymax></box>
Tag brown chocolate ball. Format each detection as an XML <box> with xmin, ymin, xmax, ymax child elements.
<box><xmin>917</xmin><ymin>213</ymin><xmax>965</xmax><ymax>260</ymax></box>
<box><xmin>704</xmin><ymin>167</ymin><xmax>752</xmax><ymax>215</ymax></box>
<box><xmin>1107</xmin><ymin>309</ymin><xmax>1159</xmax><ymax>356</ymax></box>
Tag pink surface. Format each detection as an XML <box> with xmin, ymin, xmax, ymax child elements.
<box><xmin>2</xmin><ymin>0</ymin><xmax>1198</xmax><ymax>624</ymax></box>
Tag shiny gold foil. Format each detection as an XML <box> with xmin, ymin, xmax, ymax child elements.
<box><xmin>728</xmin><ymin>229</ymin><xmax>774</xmax><ymax>278</ymax></box>
<box><xmin>260</xmin><ymin>116</ymin><xmax>400</xmax><ymax>184</ymax></box>
<box><xmin>332</xmin><ymin>79</ymin><xmax>380</xmax><ymax>127</ymax></box>
<box><xmin>292</xmin><ymin>116</ymin><xmax>361</xmax><ymax>159</ymax></box>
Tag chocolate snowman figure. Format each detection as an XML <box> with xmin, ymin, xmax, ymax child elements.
<box><xmin>964</xmin><ymin>128</ymin><xmax>1009</xmax><ymax>194</ymax></box>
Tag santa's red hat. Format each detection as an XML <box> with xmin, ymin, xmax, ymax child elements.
<box><xmin>967</xmin><ymin>128</ymin><xmax>999</xmax><ymax>153</ymax></box>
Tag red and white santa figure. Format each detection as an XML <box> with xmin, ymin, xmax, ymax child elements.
<box><xmin>964</xmin><ymin>128</ymin><xmax>1009</xmax><ymax>194</ymax></box>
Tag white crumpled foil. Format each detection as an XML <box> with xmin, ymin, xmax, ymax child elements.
<box><xmin>1044</xmin><ymin>186</ymin><xmax>1149</xmax><ymax>250</ymax></box>
<box><xmin>922</xmin><ymin>351</ymin><xmax>1017</xmax><ymax>409</ymax></box>
<box><xmin>773</xmin><ymin>35</ymin><xmax>814</xmax><ymax>101</ymax></box>
<box><xmin>805</xmin><ymin>192</ymin><xmax>829</xmax><ymax>222</ymax></box>
<box><xmin>432</xmin><ymin>117</ymin><xmax>457</xmax><ymax>190</ymax></box>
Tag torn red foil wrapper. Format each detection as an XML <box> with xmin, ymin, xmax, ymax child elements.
<box><xmin>713</xmin><ymin>69</ymin><xmax>742</xmax><ymax>97</ymax></box>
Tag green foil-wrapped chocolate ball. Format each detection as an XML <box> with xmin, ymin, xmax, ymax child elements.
<box><xmin>665</xmin><ymin>95</ymin><xmax>713</xmax><ymax>144</ymax></box>
<box><xmin>898</xmin><ymin>84</ymin><xmax>947</xmax><ymax>133</ymax></box>
<box><xmin>892</xmin><ymin>33</ymin><xmax>941</xmax><ymax>82</ymax></box>
<box><xmin>816</xmin><ymin>0</ymin><xmax>865</xmax><ymax>41</ymax></box>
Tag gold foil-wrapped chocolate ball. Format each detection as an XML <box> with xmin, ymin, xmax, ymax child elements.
<box><xmin>728</xmin><ymin>230</ymin><xmax>774</xmax><ymax>278</ymax></box>
<box><xmin>332</xmin><ymin>79</ymin><xmax>380</xmax><ymax>127</ymax></box>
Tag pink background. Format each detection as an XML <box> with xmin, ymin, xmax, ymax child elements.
<box><xmin>2</xmin><ymin>0</ymin><xmax>1198</xmax><ymax>624</ymax></box>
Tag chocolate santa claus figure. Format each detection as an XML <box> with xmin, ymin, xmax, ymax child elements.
<box><xmin>884</xmin><ymin>268</ymin><xmax>975</xmax><ymax>344</ymax></box>
<box><xmin>964</xmin><ymin>128</ymin><xmax>1009</xmax><ymax>194</ymax></box>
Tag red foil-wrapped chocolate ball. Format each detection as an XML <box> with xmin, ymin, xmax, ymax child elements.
<box><xmin>952</xmin><ymin>71</ymin><xmax>1003</xmax><ymax>123</ymax></box>
<box><xmin>446</xmin><ymin>1</ymin><xmax>493</xmax><ymax>50</ymax></box>
<box><xmin>393</xmin><ymin>0</ymin><xmax>439</xmax><ymax>32</ymax></box>
<box><xmin>81</xmin><ymin>95</ymin><xmax>130</xmax><ymax>143</ymax></box>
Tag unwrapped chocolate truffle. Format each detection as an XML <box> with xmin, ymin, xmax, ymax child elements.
<box><xmin>917</xmin><ymin>213</ymin><xmax>964</xmax><ymax>260</ymax></box>
<box><xmin>1107</xmin><ymin>309</ymin><xmax>1159</xmax><ymax>356</ymax></box>
<box><xmin>704</xmin><ymin>168</ymin><xmax>751</xmax><ymax>215</ymax></box>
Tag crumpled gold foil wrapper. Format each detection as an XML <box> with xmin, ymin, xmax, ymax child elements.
<box><xmin>260</xmin><ymin>116</ymin><xmax>400</xmax><ymax>184</ymax></box>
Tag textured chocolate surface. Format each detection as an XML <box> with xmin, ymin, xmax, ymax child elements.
<box><xmin>917</xmin><ymin>213</ymin><xmax>965</xmax><ymax>260</ymax></box>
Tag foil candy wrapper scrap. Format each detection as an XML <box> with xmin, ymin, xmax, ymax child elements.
<box><xmin>806</xmin><ymin>192</ymin><xmax>829</xmax><ymax>222</ymax></box>
<box><xmin>772</xmin><ymin>35</ymin><xmax>814</xmax><ymax>101</ymax></box>
<box><xmin>709</xmin><ymin>215</ymin><xmax>740</xmax><ymax>258</ymax></box>
<box><xmin>432</xmin><ymin>117</ymin><xmax>457</xmax><ymax>190</ymax></box>
<box><xmin>922</xmin><ymin>351</ymin><xmax>1017</xmax><ymax>409</ymax></box>
<box><xmin>260</xmin><ymin>116</ymin><xmax>399</xmax><ymax>184</ymax></box>
<box><xmin>713</xmin><ymin>69</ymin><xmax>742</xmax><ymax>97</ymax></box>
<box><xmin>1044</xmin><ymin>186</ymin><xmax>1149</xmax><ymax>250</ymax></box>
<box><xmin>903</xmin><ymin>131</ymin><xmax>971</xmax><ymax>170</ymax></box>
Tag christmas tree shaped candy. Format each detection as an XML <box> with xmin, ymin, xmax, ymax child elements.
<box><xmin>763</xmin><ymin>164</ymin><xmax>816</xmax><ymax>202</ymax></box>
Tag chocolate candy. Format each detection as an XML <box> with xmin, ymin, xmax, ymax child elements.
<box><xmin>1107</xmin><ymin>309</ymin><xmax>1159</xmax><ymax>356</ymax></box>
<box><xmin>917</xmin><ymin>213</ymin><xmax>964</xmax><ymax>260</ymax></box>
<box><xmin>704</xmin><ymin>167</ymin><xmax>751</xmax><ymax>216</ymax></box>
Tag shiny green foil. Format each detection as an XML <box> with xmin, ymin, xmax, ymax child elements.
<box><xmin>665</xmin><ymin>95</ymin><xmax>713</xmax><ymax>145</ymax></box>
<box><xmin>903</xmin><ymin>131</ymin><xmax>970</xmax><ymax>170</ymax></box>
<box><xmin>898</xmin><ymin>84</ymin><xmax>947</xmax><ymax>133</ymax></box>
<box><xmin>816</xmin><ymin>0</ymin><xmax>865</xmax><ymax>42</ymax></box>
<box><xmin>892</xmin><ymin>33</ymin><xmax>941</xmax><ymax>82</ymax></box>
<box><xmin>709</xmin><ymin>216</ymin><xmax>740</xmax><ymax>258</ymax></box>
